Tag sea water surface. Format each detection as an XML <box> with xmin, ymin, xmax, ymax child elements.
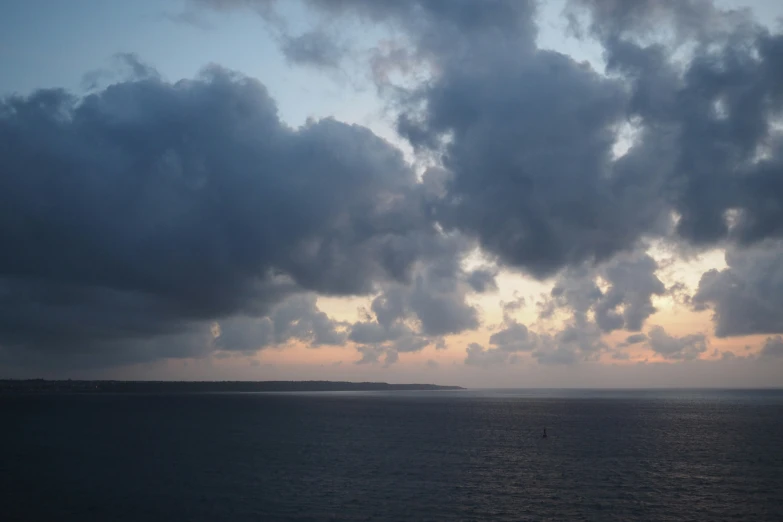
<box><xmin>3</xmin><ymin>389</ymin><xmax>783</xmax><ymax>521</ymax></box>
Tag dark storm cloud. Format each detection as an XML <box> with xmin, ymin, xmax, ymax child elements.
<box><xmin>355</xmin><ymin>345</ymin><xmax>382</xmax><ymax>364</ymax></box>
<box><xmin>214</xmin><ymin>316</ymin><xmax>273</xmax><ymax>354</ymax></box>
<box><xmin>464</xmin><ymin>328</ymin><xmax>594</xmax><ymax>367</ymax></box>
<box><xmin>346</xmin><ymin>233</ymin><xmax>484</xmax><ymax>365</ymax></box>
<box><xmin>280</xmin><ymin>30</ymin><xmax>347</xmax><ymax>69</ymax></box>
<box><xmin>594</xmin><ymin>253</ymin><xmax>666</xmax><ymax>332</ymax></box>
<box><xmin>567</xmin><ymin>0</ymin><xmax>742</xmax><ymax>43</ymax></box>
<box><xmin>355</xmin><ymin>344</ymin><xmax>399</xmax><ymax>366</ymax></box>
<box><xmin>693</xmin><ymin>241</ymin><xmax>783</xmax><ymax>337</ymax></box>
<box><xmin>500</xmin><ymin>295</ymin><xmax>526</xmax><ymax>317</ymax></box>
<box><xmin>315</xmin><ymin>0</ymin><xmax>783</xmax><ymax>355</ymax></box>
<box><xmin>348</xmin><ymin>320</ymin><xmax>412</xmax><ymax>345</ymax></box>
<box><xmin>646</xmin><ymin>325</ymin><xmax>708</xmax><ymax>361</ymax></box>
<box><xmin>544</xmin><ymin>252</ymin><xmax>665</xmax><ymax>334</ymax></box>
<box><xmin>613</xmin><ymin>332</ymin><xmax>647</xmax><ymax>359</ymax></box>
<box><xmin>464</xmin><ymin>317</ymin><xmax>537</xmax><ymax>366</ymax></box>
<box><xmin>533</xmin><ymin>344</ymin><xmax>582</xmax><ymax>366</ymax></box>
<box><xmin>214</xmin><ymin>293</ymin><xmax>349</xmax><ymax>353</ymax></box>
<box><xmin>341</xmin><ymin>1</ymin><xmax>669</xmax><ymax>277</ymax></box>
<box><xmin>347</xmin><ymin>317</ymin><xmax>432</xmax><ymax>359</ymax></box>
<box><xmin>488</xmin><ymin>322</ymin><xmax>536</xmax><ymax>353</ymax></box>
<box><xmin>588</xmin><ymin>0</ymin><xmax>783</xmax><ymax>340</ymax></box>
<box><xmin>407</xmin><ymin>277</ymin><xmax>479</xmax><ymax>336</ymax></box>
<box><xmin>9</xmin><ymin>0</ymin><xmax>783</xmax><ymax>370</ymax></box>
<box><xmin>268</xmin><ymin>294</ymin><xmax>347</xmax><ymax>346</ymax></box>
<box><xmin>354</xmin><ymin>233</ymin><xmax>481</xmax><ymax>339</ymax></box>
<box><xmin>464</xmin><ymin>342</ymin><xmax>509</xmax><ymax>367</ymax></box>
<box><xmin>466</xmin><ymin>311</ymin><xmax>607</xmax><ymax>367</ymax></box>
<box><xmin>0</xmin><ymin>323</ymin><xmax>216</xmax><ymax>371</ymax></box>
<box><xmin>197</xmin><ymin>0</ymin><xmax>783</xmax><ymax>288</ymax></box>
<box><xmin>623</xmin><ymin>333</ymin><xmax>648</xmax><ymax>346</ymax></box>
<box><xmin>205</xmin><ymin>0</ymin><xmax>783</xmax><ymax>276</ymax></box>
<box><xmin>573</xmin><ymin>0</ymin><xmax>783</xmax><ymax>247</ymax></box>
<box><xmin>411</xmin><ymin>0</ymin><xmax>780</xmax><ymax>276</ymax></box>
<box><xmin>539</xmin><ymin>322</ymin><xmax>606</xmax><ymax>364</ymax></box>
<box><xmin>465</xmin><ymin>321</ymin><xmax>595</xmax><ymax>366</ymax></box>
<box><xmin>513</xmin><ymin>251</ymin><xmax>665</xmax><ymax>366</ymax></box>
<box><xmin>0</xmin><ymin>60</ymin><xmax>434</xmax><ymax>364</ymax></box>
<box><xmin>406</xmin><ymin>49</ymin><xmax>672</xmax><ymax>278</ymax></box>
<box><xmin>465</xmin><ymin>268</ymin><xmax>498</xmax><ymax>294</ymax></box>
<box><xmin>295</xmin><ymin>0</ymin><xmax>669</xmax><ymax>278</ymax></box>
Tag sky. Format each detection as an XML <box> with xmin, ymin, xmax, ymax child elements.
<box><xmin>1</xmin><ymin>0</ymin><xmax>783</xmax><ymax>387</ymax></box>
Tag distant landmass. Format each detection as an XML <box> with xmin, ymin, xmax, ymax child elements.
<box><xmin>0</xmin><ymin>379</ymin><xmax>464</xmax><ymax>394</ymax></box>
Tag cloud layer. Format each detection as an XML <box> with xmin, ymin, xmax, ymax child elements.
<box><xmin>208</xmin><ymin>0</ymin><xmax>782</xmax><ymax>271</ymax></box>
<box><xmin>0</xmin><ymin>59</ymin><xmax>437</xmax><ymax>365</ymax></box>
<box><xmin>3</xmin><ymin>0</ymin><xmax>783</xmax><ymax>373</ymax></box>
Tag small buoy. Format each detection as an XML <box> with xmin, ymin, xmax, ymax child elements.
<box><xmin>543</xmin><ymin>428</ymin><xmax>547</xmax><ymax>438</ymax></box>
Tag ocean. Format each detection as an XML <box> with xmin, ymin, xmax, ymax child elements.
<box><xmin>3</xmin><ymin>389</ymin><xmax>782</xmax><ymax>521</ymax></box>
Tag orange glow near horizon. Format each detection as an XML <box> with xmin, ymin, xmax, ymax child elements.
<box><xmin>278</xmin><ymin>244</ymin><xmax>764</xmax><ymax>371</ymax></box>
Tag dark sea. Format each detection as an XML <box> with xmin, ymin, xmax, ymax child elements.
<box><xmin>3</xmin><ymin>389</ymin><xmax>783</xmax><ymax>521</ymax></box>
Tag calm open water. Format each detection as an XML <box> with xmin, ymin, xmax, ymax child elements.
<box><xmin>2</xmin><ymin>389</ymin><xmax>783</xmax><ymax>521</ymax></box>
